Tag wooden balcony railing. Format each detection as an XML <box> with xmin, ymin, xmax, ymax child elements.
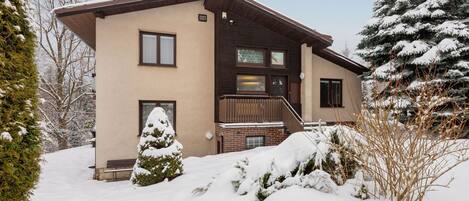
<box><xmin>219</xmin><ymin>95</ymin><xmax>304</xmax><ymax>133</ymax></box>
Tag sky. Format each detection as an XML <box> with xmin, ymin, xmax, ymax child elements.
<box><xmin>257</xmin><ymin>0</ymin><xmax>374</xmax><ymax>53</ymax></box>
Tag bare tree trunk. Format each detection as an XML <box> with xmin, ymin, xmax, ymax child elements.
<box><xmin>32</xmin><ymin>0</ymin><xmax>95</xmax><ymax>150</ymax></box>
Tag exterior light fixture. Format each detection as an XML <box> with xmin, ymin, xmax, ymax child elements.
<box><xmin>299</xmin><ymin>72</ymin><xmax>305</xmax><ymax>80</ymax></box>
<box><xmin>222</xmin><ymin>11</ymin><xmax>227</xmax><ymax>19</ymax></box>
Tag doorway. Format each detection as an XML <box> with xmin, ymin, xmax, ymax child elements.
<box><xmin>270</xmin><ymin>76</ymin><xmax>288</xmax><ymax>99</ymax></box>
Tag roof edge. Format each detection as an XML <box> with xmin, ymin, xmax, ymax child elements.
<box><xmin>314</xmin><ymin>48</ymin><xmax>369</xmax><ymax>75</ymax></box>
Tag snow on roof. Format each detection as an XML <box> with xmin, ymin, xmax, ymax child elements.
<box><xmin>53</xmin><ymin>0</ymin><xmax>113</xmax><ymax>12</ymax></box>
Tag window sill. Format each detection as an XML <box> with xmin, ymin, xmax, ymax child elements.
<box><xmin>320</xmin><ymin>106</ymin><xmax>345</xmax><ymax>109</ymax></box>
<box><xmin>138</xmin><ymin>63</ymin><xmax>177</xmax><ymax>68</ymax></box>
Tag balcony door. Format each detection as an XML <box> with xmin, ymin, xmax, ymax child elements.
<box><xmin>270</xmin><ymin>76</ymin><xmax>288</xmax><ymax>99</ymax></box>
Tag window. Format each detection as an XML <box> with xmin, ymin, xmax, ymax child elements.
<box><xmin>320</xmin><ymin>79</ymin><xmax>343</xmax><ymax>108</ymax></box>
<box><xmin>237</xmin><ymin>48</ymin><xmax>266</xmax><ymax>66</ymax></box>
<box><xmin>246</xmin><ymin>136</ymin><xmax>265</xmax><ymax>149</ymax></box>
<box><xmin>139</xmin><ymin>101</ymin><xmax>176</xmax><ymax>135</ymax></box>
<box><xmin>237</xmin><ymin>75</ymin><xmax>266</xmax><ymax>93</ymax></box>
<box><xmin>271</xmin><ymin>51</ymin><xmax>286</xmax><ymax>67</ymax></box>
<box><xmin>139</xmin><ymin>32</ymin><xmax>176</xmax><ymax>66</ymax></box>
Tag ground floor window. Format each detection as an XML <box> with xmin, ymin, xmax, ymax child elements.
<box><xmin>139</xmin><ymin>100</ymin><xmax>176</xmax><ymax>135</ymax></box>
<box><xmin>320</xmin><ymin>79</ymin><xmax>343</xmax><ymax>108</ymax></box>
<box><xmin>246</xmin><ymin>136</ymin><xmax>265</xmax><ymax>149</ymax></box>
<box><xmin>237</xmin><ymin>75</ymin><xmax>266</xmax><ymax>94</ymax></box>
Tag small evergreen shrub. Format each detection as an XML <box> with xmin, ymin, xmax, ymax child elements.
<box><xmin>131</xmin><ymin>107</ymin><xmax>183</xmax><ymax>186</ymax></box>
<box><xmin>0</xmin><ymin>0</ymin><xmax>42</xmax><ymax>200</ymax></box>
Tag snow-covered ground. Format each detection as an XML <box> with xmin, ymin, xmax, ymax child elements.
<box><xmin>32</xmin><ymin>145</ymin><xmax>469</xmax><ymax>201</ymax></box>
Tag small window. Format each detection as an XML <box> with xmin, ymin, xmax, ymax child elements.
<box><xmin>320</xmin><ymin>79</ymin><xmax>343</xmax><ymax>108</ymax></box>
<box><xmin>271</xmin><ymin>51</ymin><xmax>286</xmax><ymax>67</ymax></box>
<box><xmin>139</xmin><ymin>100</ymin><xmax>176</xmax><ymax>135</ymax></box>
<box><xmin>139</xmin><ymin>32</ymin><xmax>176</xmax><ymax>66</ymax></box>
<box><xmin>237</xmin><ymin>75</ymin><xmax>266</xmax><ymax>93</ymax></box>
<box><xmin>246</xmin><ymin>136</ymin><xmax>265</xmax><ymax>149</ymax></box>
<box><xmin>237</xmin><ymin>48</ymin><xmax>266</xmax><ymax>66</ymax></box>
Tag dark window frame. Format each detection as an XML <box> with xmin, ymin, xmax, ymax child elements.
<box><xmin>320</xmin><ymin>79</ymin><xmax>343</xmax><ymax>108</ymax></box>
<box><xmin>236</xmin><ymin>74</ymin><xmax>268</xmax><ymax>95</ymax></box>
<box><xmin>245</xmin><ymin>136</ymin><xmax>266</xmax><ymax>150</ymax></box>
<box><xmin>138</xmin><ymin>100</ymin><xmax>177</xmax><ymax>136</ymax></box>
<box><xmin>139</xmin><ymin>31</ymin><xmax>177</xmax><ymax>67</ymax></box>
<box><xmin>236</xmin><ymin>47</ymin><xmax>267</xmax><ymax>67</ymax></box>
<box><xmin>235</xmin><ymin>47</ymin><xmax>288</xmax><ymax>69</ymax></box>
<box><xmin>270</xmin><ymin>50</ymin><xmax>287</xmax><ymax>68</ymax></box>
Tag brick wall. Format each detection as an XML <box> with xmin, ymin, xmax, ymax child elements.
<box><xmin>216</xmin><ymin>125</ymin><xmax>288</xmax><ymax>153</ymax></box>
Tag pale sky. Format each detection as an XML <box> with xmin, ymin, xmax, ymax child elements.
<box><xmin>257</xmin><ymin>0</ymin><xmax>374</xmax><ymax>53</ymax></box>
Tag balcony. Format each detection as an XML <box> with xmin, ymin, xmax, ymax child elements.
<box><xmin>219</xmin><ymin>95</ymin><xmax>304</xmax><ymax>133</ymax></box>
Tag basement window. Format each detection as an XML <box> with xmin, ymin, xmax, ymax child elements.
<box><xmin>246</xmin><ymin>136</ymin><xmax>265</xmax><ymax>149</ymax></box>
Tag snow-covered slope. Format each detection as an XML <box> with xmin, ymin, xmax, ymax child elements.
<box><xmin>32</xmin><ymin>145</ymin><xmax>469</xmax><ymax>201</ymax></box>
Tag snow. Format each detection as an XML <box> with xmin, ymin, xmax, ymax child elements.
<box><xmin>265</xmin><ymin>186</ymin><xmax>353</xmax><ymax>201</ymax></box>
<box><xmin>380</xmin><ymin>15</ymin><xmax>400</xmax><ymax>28</ymax></box>
<box><xmin>437</xmin><ymin>38</ymin><xmax>460</xmax><ymax>52</ymax></box>
<box><xmin>52</xmin><ymin>0</ymin><xmax>112</xmax><ymax>11</ymax></box>
<box><xmin>32</xmin><ymin>141</ymin><xmax>469</xmax><ymax>201</ymax></box>
<box><xmin>397</xmin><ymin>40</ymin><xmax>430</xmax><ymax>57</ymax></box>
<box><xmin>18</xmin><ymin>126</ymin><xmax>27</xmax><ymax>136</ymax></box>
<box><xmin>3</xmin><ymin>0</ymin><xmax>16</xmax><ymax>10</ymax></box>
<box><xmin>33</xmin><ymin>145</ymin><xmax>271</xmax><ymax>201</ymax></box>
<box><xmin>142</xmin><ymin>140</ymin><xmax>183</xmax><ymax>158</ymax></box>
<box><xmin>1</xmin><ymin>131</ymin><xmax>13</xmax><ymax>142</ymax></box>
<box><xmin>17</xmin><ymin>34</ymin><xmax>25</xmax><ymax>41</ymax></box>
<box><xmin>373</xmin><ymin>62</ymin><xmax>395</xmax><ymax>78</ymax></box>
<box><xmin>13</xmin><ymin>25</ymin><xmax>21</xmax><ymax>31</ymax></box>
<box><xmin>433</xmin><ymin>21</ymin><xmax>469</xmax><ymax>38</ymax></box>
<box><xmin>412</xmin><ymin>46</ymin><xmax>440</xmax><ymax>65</ymax></box>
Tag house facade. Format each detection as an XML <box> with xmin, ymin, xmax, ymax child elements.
<box><xmin>54</xmin><ymin>0</ymin><xmax>367</xmax><ymax>180</ymax></box>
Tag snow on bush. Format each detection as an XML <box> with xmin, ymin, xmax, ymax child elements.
<box><xmin>131</xmin><ymin>107</ymin><xmax>183</xmax><ymax>186</ymax></box>
<box><xmin>195</xmin><ymin>126</ymin><xmax>362</xmax><ymax>201</ymax></box>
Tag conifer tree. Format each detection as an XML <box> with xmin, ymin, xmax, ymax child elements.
<box><xmin>0</xmin><ymin>0</ymin><xmax>42</xmax><ymax>200</ymax></box>
<box><xmin>357</xmin><ymin>0</ymin><xmax>469</xmax><ymax>121</ymax></box>
<box><xmin>131</xmin><ymin>107</ymin><xmax>183</xmax><ymax>186</ymax></box>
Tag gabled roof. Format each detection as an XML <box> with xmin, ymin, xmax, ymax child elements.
<box><xmin>204</xmin><ymin>0</ymin><xmax>333</xmax><ymax>49</ymax></box>
<box><xmin>54</xmin><ymin>0</ymin><xmax>367</xmax><ymax>74</ymax></box>
<box><xmin>54</xmin><ymin>0</ymin><xmax>333</xmax><ymax>49</ymax></box>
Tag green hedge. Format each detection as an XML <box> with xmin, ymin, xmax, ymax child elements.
<box><xmin>0</xmin><ymin>0</ymin><xmax>41</xmax><ymax>200</ymax></box>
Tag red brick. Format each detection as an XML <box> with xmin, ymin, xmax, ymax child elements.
<box><xmin>216</xmin><ymin>125</ymin><xmax>289</xmax><ymax>153</ymax></box>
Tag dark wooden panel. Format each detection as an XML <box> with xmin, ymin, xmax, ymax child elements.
<box><xmin>214</xmin><ymin>10</ymin><xmax>302</xmax><ymax>122</ymax></box>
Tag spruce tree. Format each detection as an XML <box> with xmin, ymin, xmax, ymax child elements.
<box><xmin>0</xmin><ymin>0</ymin><xmax>42</xmax><ymax>200</ymax></box>
<box><xmin>357</xmin><ymin>0</ymin><xmax>469</xmax><ymax>121</ymax></box>
<box><xmin>131</xmin><ymin>107</ymin><xmax>183</xmax><ymax>186</ymax></box>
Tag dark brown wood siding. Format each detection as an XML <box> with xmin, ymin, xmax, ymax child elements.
<box><xmin>215</xmin><ymin>10</ymin><xmax>302</xmax><ymax>122</ymax></box>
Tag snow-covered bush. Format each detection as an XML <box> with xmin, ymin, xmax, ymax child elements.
<box><xmin>196</xmin><ymin>126</ymin><xmax>361</xmax><ymax>201</ymax></box>
<box><xmin>131</xmin><ymin>107</ymin><xmax>183</xmax><ymax>186</ymax></box>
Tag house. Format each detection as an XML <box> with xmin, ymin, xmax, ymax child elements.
<box><xmin>54</xmin><ymin>0</ymin><xmax>367</xmax><ymax>180</ymax></box>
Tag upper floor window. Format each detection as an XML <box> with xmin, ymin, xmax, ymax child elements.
<box><xmin>320</xmin><ymin>79</ymin><xmax>343</xmax><ymax>108</ymax></box>
<box><xmin>236</xmin><ymin>47</ymin><xmax>287</xmax><ymax>68</ymax></box>
<box><xmin>271</xmin><ymin>51</ymin><xmax>286</xmax><ymax>67</ymax></box>
<box><xmin>237</xmin><ymin>48</ymin><xmax>266</xmax><ymax>66</ymax></box>
<box><xmin>139</xmin><ymin>31</ymin><xmax>176</xmax><ymax>66</ymax></box>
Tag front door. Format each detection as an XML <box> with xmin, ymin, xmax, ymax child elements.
<box><xmin>270</xmin><ymin>76</ymin><xmax>288</xmax><ymax>99</ymax></box>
